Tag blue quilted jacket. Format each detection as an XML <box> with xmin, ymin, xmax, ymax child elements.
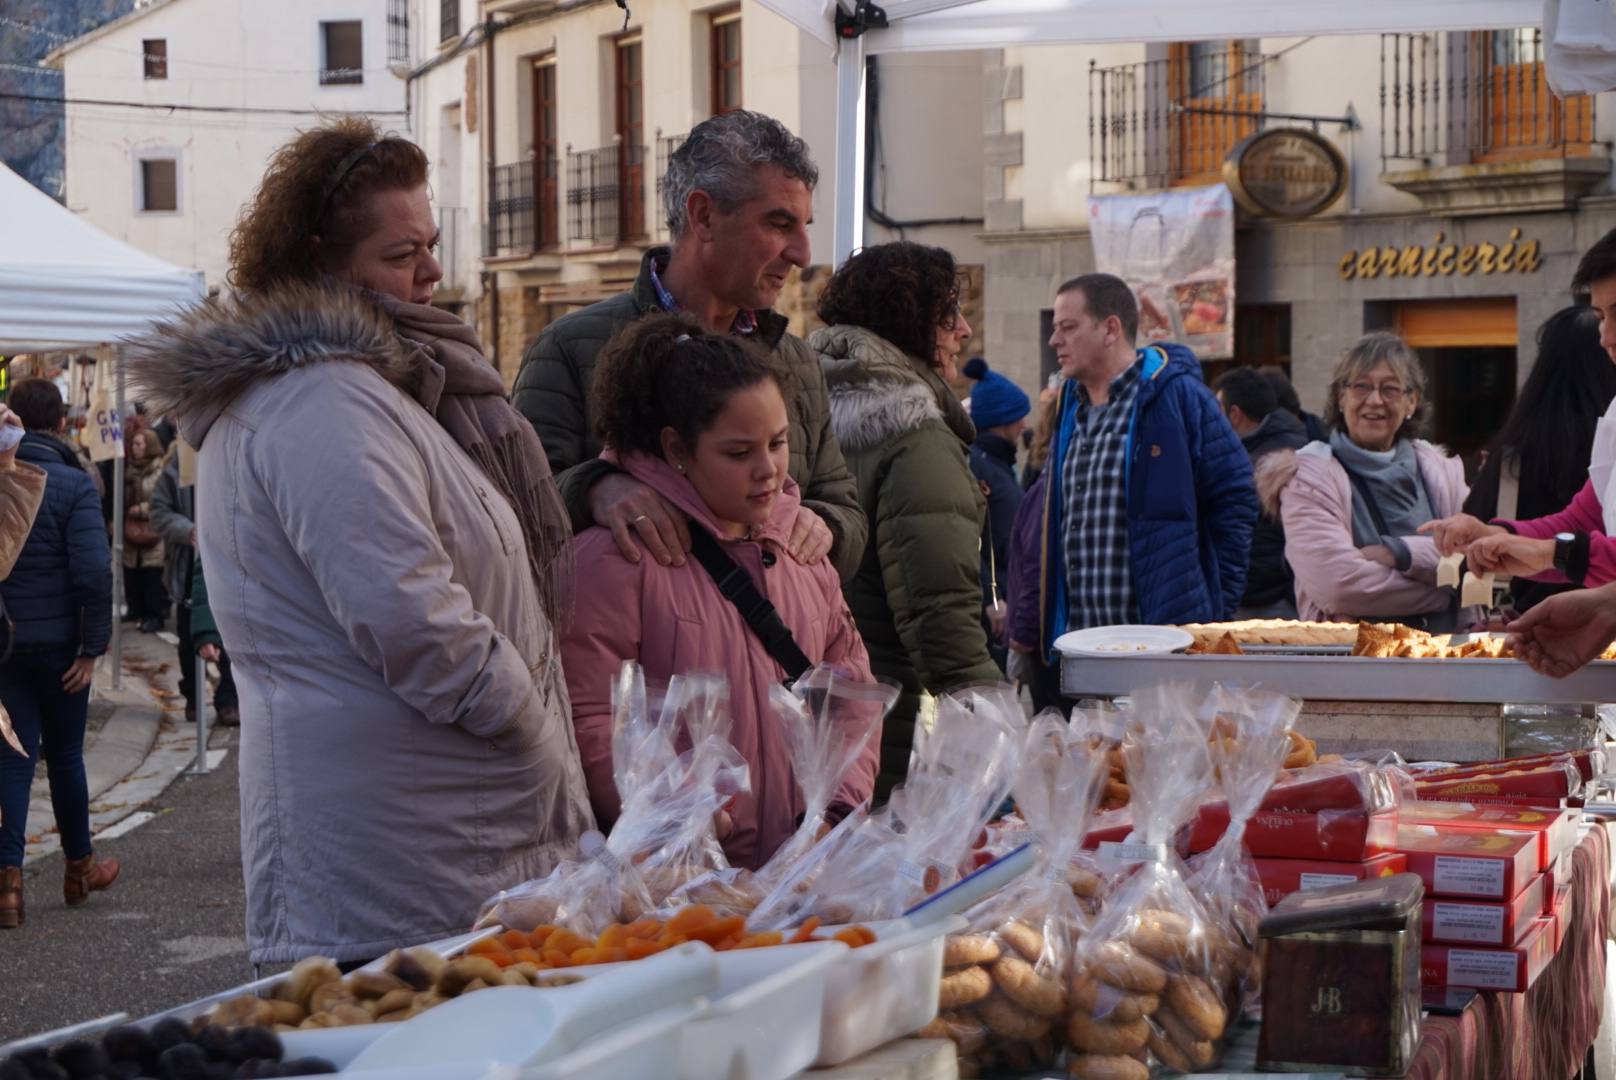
<box><xmin>1037</xmin><ymin>343</ymin><xmax>1256</xmax><ymax>659</ymax></box>
<box><xmin>3</xmin><ymin>433</ymin><xmax>113</xmax><ymax>655</ymax></box>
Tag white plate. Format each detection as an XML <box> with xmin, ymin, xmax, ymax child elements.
<box><xmin>1054</xmin><ymin>625</ymin><xmax>1194</xmax><ymax>657</ymax></box>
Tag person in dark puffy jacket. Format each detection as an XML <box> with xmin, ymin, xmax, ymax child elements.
<box><xmin>1</xmin><ymin>378</ymin><xmax>120</xmax><ymax>929</ymax></box>
<box><xmin>1024</xmin><ymin>274</ymin><xmax>1255</xmax><ymax>666</ymax></box>
<box><xmin>963</xmin><ymin>357</ymin><xmax>1030</xmax><ymax>673</ymax></box>
<box><xmin>1215</xmin><ymin>366</ymin><xmax>1308</xmax><ymax>617</ymax></box>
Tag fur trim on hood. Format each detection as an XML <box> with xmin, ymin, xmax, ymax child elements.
<box><xmin>123</xmin><ymin>283</ymin><xmax>408</xmax><ymax>449</ymax></box>
<box><xmin>810</xmin><ymin>324</ymin><xmax>974</xmax><ymax>453</ymax></box>
<box><xmin>1256</xmin><ymin>438</ymin><xmax>1454</xmax><ymax>518</ymax></box>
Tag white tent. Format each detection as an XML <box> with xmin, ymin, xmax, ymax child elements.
<box><xmin>0</xmin><ymin>161</ymin><xmax>204</xmax><ymax>352</ymax></box>
<box><xmin>753</xmin><ymin>0</ymin><xmax>1559</xmax><ymax>262</ymax></box>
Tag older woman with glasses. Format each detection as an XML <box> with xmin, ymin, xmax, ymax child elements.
<box><xmin>1256</xmin><ymin>331</ymin><xmax>1468</xmax><ymax>628</ymax></box>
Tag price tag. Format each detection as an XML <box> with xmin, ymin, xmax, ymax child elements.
<box><xmin>1098</xmin><ymin>841</ymin><xmax>1170</xmax><ymax>869</ymax></box>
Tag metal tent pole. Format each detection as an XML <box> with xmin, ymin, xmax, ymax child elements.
<box><xmin>187</xmin><ymin>651</ymin><xmax>210</xmax><ymax>776</ymax></box>
<box><xmin>832</xmin><ymin>31</ymin><xmax>869</xmax><ymax>267</ymax></box>
<box><xmin>110</xmin><ymin>352</ymin><xmax>125</xmax><ymax>690</ymax></box>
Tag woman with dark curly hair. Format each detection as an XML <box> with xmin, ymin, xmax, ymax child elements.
<box><xmin>810</xmin><ymin>242</ymin><xmax>1001</xmax><ymax>798</ymax></box>
<box><xmin>561</xmin><ymin>314</ymin><xmax>879</xmax><ymax>869</ymax></box>
<box><xmin>124</xmin><ymin>117</ymin><xmax>593</xmax><ymax>965</ymax></box>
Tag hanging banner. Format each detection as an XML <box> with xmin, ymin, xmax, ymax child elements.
<box><xmin>85</xmin><ymin>348</ymin><xmax>123</xmax><ymax>464</ymax></box>
<box><xmin>1088</xmin><ymin>183</ymin><xmax>1236</xmax><ymax>361</ymax></box>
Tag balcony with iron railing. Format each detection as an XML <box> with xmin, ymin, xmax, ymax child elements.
<box><xmin>566</xmin><ymin>144</ymin><xmax>648</xmax><ymax>248</ymax></box>
<box><xmin>1379</xmin><ymin>29</ymin><xmax>1609</xmax><ymax>213</ymax></box>
<box><xmin>654</xmin><ymin>131</ymin><xmax>686</xmax><ymax>240</ymax></box>
<box><xmin>1089</xmin><ymin>50</ymin><xmax>1270</xmax><ymax>192</ymax></box>
<box><xmin>386</xmin><ymin>0</ymin><xmax>408</xmax><ymax>68</ymax></box>
<box><xmin>485</xmin><ymin>156</ymin><xmax>561</xmax><ymax>257</ymax></box>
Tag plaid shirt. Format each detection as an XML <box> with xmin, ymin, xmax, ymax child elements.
<box><xmin>1062</xmin><ymin>358</ymin><xmax>1145</xmax><ymax>629</ymax></box>
<box><xmin>648</xmin><ymin>253</ymin><xmax>758</xmax><ymax>335</ymax></box>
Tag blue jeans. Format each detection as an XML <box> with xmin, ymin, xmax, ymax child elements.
<box><xmin>0</xmin><ymin>645</ymin><xmax>93</xmax><ymax>867</ymax></box>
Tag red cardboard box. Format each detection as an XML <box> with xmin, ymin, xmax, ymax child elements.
<box><xmin>1415</xmin><ymin>761</ymin><xmax>1581</xmax><ymax>804</ymax></box>
<box><xmin>1424</xmin><ymin>872</ymin><xmax>1547</xmax><ymax>946</ymax></box>
<box><xmin>1420</xmin><ymin>749</ymin><xmax>1604</xmax><ymax>785</ymax></box>
<box><xmin>1420</xmin><ymin>916</ymin><xmax>1556</xmax><ymax>992</ymax></box>
<box><xmin>1255</xmin><ymin>763</ymin><xmax>1402</xmax><ymax>814</ymax></box>
<box><xmin>1192</xmin><ymin>806</ymin><xmax>1400</xmax><ymax>862</ymax></box>
<box><xmin>1401</xmin><ymin>802</ymin><xmax>1578</xmax><ymax>872</ymax></box>
<box><xmin>1253</xmin><ymin>853</ymin><xmax>1408</xmax><ymax>906</ymax></box>
<box><xmin>1397</xmin><ymin>824</ymin><xmax>1537</xmax><ymax>900</ymax></box>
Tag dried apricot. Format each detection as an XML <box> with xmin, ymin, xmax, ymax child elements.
<box><xmin>571</xmin><ymin>946</ymin><xmax>630</xmax><ymax>966</ymax></box>
<box><xmin>688</xmin><ymin>915</ymin><xmax>746</xmax><ymax>946</ymax></box>
<box><xmin>542</xmin><ymin>948</ymin><xmax>574</xmax><ymax>968</ymax></box>
<box><xmin>510</xmin><ymin>947</ymin><xmax>542</xmax><ymax>965</ymax></box>
<box><xmin>546</xmin><ymin>929</ymin><xmax>590</xmax><ymax>956</ymax></box>
<box><xmin>501</xmin><ymin>929</ymin><xmax>530</xmax><ymax>951</ymax></box>
<box><xmin>624</xmin><ymin>937</ymin><xmax>665</xmax><ymax>960</ymax></box>
<box><xmin>468</xmin><ymin>937</ymin><xmax>507</xmax><ymax>957</ymax></box>
<box><xmin>624</xmin><ymin>919</ymin><xmax>663</xmax><ymax>939</ymax></box>
<box><xmin>734</xmin><ymin>931</ymin><xmax>784</xmax><ymax>949</ymax></box>
<box><xmin>526</xmin><ymin>925</ymin><xmax>558</xmax><ymax>949</ymax></box>
<box><xmin>788</xmin><ymin>917</ymin><xmax>823</xmax><ymax>944</ymax></box>
<box><xmin>597</xmin><ymin>923</ymin><xmax>628</xmax><ymax>949</ymax></box>
<box><xmin>666</xmin><ymin>905</ymin><xmax>716</xmax><ymax>937</ymax></box>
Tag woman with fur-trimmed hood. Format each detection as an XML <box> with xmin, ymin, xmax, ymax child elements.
<box><xmin>811</xmin><ymin>243</ymin><xmax>1002</xmax><ymax>799</ymax></box>
<box><xmin>125</xmin><ymin>120</ymin><xmax>593</xmax><ymax>965</ymax></box>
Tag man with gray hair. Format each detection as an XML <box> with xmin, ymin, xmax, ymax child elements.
<box><xmin>512</xmin><ymin>110</ymin><xmax>865</xmax><ymax>580</ymax></box>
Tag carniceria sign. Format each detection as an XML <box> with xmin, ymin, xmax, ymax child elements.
<box><xmin>1339</xmin><ymin>228</ymin><xmax>1542</xmax><ymax>280</ymax></box>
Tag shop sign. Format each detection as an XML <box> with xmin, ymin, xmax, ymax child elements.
<box><xmin>1339</xmin><ymin>229</ymin><xmax>1542</xmax><ymax>280</ymax></box>
<box><xmin>1223</xmin><ymin>128</ymin><xmax>1348</xmax><ymax>219</ymax></box>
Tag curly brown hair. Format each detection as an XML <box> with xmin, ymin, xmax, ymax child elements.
<box><xmin>815</xmin><ymin>241</ymin><xmax>961</xmax><ymax>365</ymax></box>
<box><xmin>592</xmin><ymin>314</ymin><xmax>794</xmax><ymax>458</ymax></box>
<box><xmin>227</xmin><ymin>116</ymin><xmax>428</xmax><ymax>291</ymax></box>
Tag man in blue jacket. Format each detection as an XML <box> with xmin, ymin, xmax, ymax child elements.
<box><xmin>1023</xmin><ymin>274</ymin><xmax>1256</xmax><ymax>662</ymax></box>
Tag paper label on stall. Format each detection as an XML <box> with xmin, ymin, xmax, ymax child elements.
<box><xmin>1098</xmin><ymin>841</ymin><xmax>1170</xmax><ymax>869</ymax></box>
<box><xmin>1299</xmin><ymin>872</ymin><xmax>1357</xmax><ymax>890</ymax></box>
<box><xmin>1460</xmin><ymin>571</ymin><xmax>1496</xmax><ymax>608</ymax></box>
<box><xmin>1433</xmin><ymin>855</ymin><xmax>1506</xmax><ymax>897</ymax></box>
<box><xmin>1446</xmin><ymin>948</ymin><xmax>1519</xmax><ymax>989</ymax></box>
<box><xmin>1432</xmin><ymin>902</ymin><xmax>1505</xmax><ymax>944</ymax></box>
<box><xmin>1437</xmin><ymin>552</ymin><xmax>1463</xmax><ymax>589</ymax></box>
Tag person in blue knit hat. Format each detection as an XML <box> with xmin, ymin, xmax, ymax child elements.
<box><xmin>964</xmin><ymin>357</ymin><xmax>1031</xmax><ymax>671</ymax></box>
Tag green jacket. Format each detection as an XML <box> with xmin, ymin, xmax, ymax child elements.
<box><xmin>189</xmin><ymin>558</ymin><xmax>221</xmax><ymax>651</ymax></box>
<box><xmin>811</xmin><ymin>325</ymin><xmax>1001</xmax><ymax>798</ymax></box>
<box><xmin>510</xmin><ymin>247</ymin><xmax>867</xmax><ymax>583</ymax></box>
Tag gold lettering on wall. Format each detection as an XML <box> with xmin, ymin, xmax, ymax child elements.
<box><xmin>1341</xmin><ymin>229</ymin><xmax>1543</xmax><ymax>280</ymax></box>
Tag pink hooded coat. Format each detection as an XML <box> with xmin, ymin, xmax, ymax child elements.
<box><xmin>1257</xmin><ymin>440</ymin><xmax>1469</xmax><ymax>622</ymax></box>
<box><xmin>561</xmin><ymin>451</ymin><xmax>878</xmax><ymax>870</ymax></box>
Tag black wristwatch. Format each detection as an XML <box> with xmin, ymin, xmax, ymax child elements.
<box><xmin>1553</xmin><ymin>532</ymin><xmax>1576</xmax><ymax>574</ymax></box>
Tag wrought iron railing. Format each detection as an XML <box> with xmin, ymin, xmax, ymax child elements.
<box><xmin>566</xmin><ymin>144</ymin><xmax>648</xmax><ymax>247</ymax></box>
<box><xmin>1089</xmin><ymin>51</ymin><xmax>1269</xmax><ymax>190</ymax></box>
<box><xmin>1380</xmin><ymin>30</ymin><xmax>1597</xmax><ymax>168</ymax></box>
<box><xmin>654</xmin><ymin>132</ymin><xmax>686</xmax><ymax>239</ymax></box>
<box><xmin>440</xmin><ymin>0</ymin><xmax>460</xmax><ymax>43</ymax></box>
<box><xmin>486</xmin><ymin>161</ymin><xmax>534</xmax><ymax>256</ymax></box>
<box><xmin>386</xmin><ymin>0</ymin><xmax>409</xmax><ymax>67</ymax></box>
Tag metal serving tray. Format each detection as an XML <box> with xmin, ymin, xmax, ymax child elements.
<box><xmin>1061</xmin><ymin>652</ymin><xmax>1616</xmax><ymax>705</ymax></box>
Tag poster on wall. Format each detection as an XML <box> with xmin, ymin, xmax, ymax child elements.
<box><xmin>1088</xmin><ymin>184</ymin><xmax>1235</xmax><ymax>361</ymax></box>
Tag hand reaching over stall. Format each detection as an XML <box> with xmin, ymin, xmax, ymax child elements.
<box><xmin>1466</xmin><ymin>533</ymin><xmax>1554</xmax><ymax>577</ymax></box>
<box><xmin>1508</xmin><ymin>581</ymin><xmax>1616</xmax><ymax>677</ymax></box>
<box><xmin>1418</xmin><ymin>513</ymin><xmax>1505</xmax><ymax>556</ymax></box>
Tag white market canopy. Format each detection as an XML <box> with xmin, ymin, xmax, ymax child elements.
<box><xmin>0</xmin><ymin>162</ymin><xmax>204</xmax><ymax>353</ymax></box>
<box><xmin>753</xmin><ymin>0</ymin><xmax>1612</xmax><ymax>261</ymax></box>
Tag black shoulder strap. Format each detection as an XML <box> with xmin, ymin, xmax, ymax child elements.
<box><xmin>687</xmin><ymin>526</ymin><xmax>812</xmax><ymax>681</ymax></box>
<box><xmin>1334</xmin><ymin>455</ymin><xmax>1393</xmax><ymax>539</ymax></box>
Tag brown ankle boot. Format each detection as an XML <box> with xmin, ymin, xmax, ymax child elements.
<box><xmin>0</xmin><ymin>866</ymin><xmax>23</xmax><ymax>928</ymax></box>
<box><xmin>63</xmin><ymin>854</ymin><xmax>120</xmax><ymax>907</ymax></box>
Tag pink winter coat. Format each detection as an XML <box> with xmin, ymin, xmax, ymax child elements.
<box><xmin>1257</xmin><ymin>440</ymin><xmax>1469</xmax><ymax>622</ymax></box>
<box><xmin>561</xmin><ymin>451</ymin><xmax>878</xmax><ymax>870</ymax></box>
<box><xmin>1496</xmin><ymin>479</ymin><xmax>1616</xmax><ymax>586</ymax></box>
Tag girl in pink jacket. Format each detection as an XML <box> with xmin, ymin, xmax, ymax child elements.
<box><xmin>561</xmin><ymin>315</ymin><xmax>879</xmax><ymax>870</ymax></box>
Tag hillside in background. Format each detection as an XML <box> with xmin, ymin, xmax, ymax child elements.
<box><xmin>1</xmin><ymin>0</ymin><xmax>134</xmax><ymax>199</ymax></box>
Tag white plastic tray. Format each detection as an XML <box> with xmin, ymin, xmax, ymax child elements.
<box><xmin>1061</xmin><ymin>651</ymin><xmax>1616</xmax><ymax>704</ymax></box>
<box><xmin>679</xmin><ymin>940</ymin><xmax>846</xmax><ymax>1080</ymax></box>
<box><xmin>520</xmin><ymin>1001</ymin><xmax>703</xmax><ymax>1080</ymax></box>
<box><xmin>812</xmin><ymin>914</ymin><xmax>969</xmax><ymax>1067</ymax></box>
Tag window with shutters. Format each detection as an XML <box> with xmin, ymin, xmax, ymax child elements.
<box><xmin>140</xmin><ymin>158</ymin><xmax>178</xmax><ymax>212</ymax></box>
<box><xmin>710</xmin><ymin>11</ymin><xmax>741</xmax><ymax>116</ymax></box>
<box><xmin>320</xmin><ymin>20</ymin><xmax>364</xmax><ymax>85</ymax></box>
<box><xmin>143</xmin><ymin>39</ymin><xmax>166</xmax><ymax>80</ymax></box>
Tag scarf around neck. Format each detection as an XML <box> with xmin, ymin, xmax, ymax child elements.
<box><xmin>368</xmin><ymin>289</ymin><xmax>574</xmax><ymax>630</ymax></box>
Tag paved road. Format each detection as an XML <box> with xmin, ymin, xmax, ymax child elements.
<box><xmin>2</xmin><ymin>641</ymin><xmax>257</xmax><ymax>1043</ymax></box>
